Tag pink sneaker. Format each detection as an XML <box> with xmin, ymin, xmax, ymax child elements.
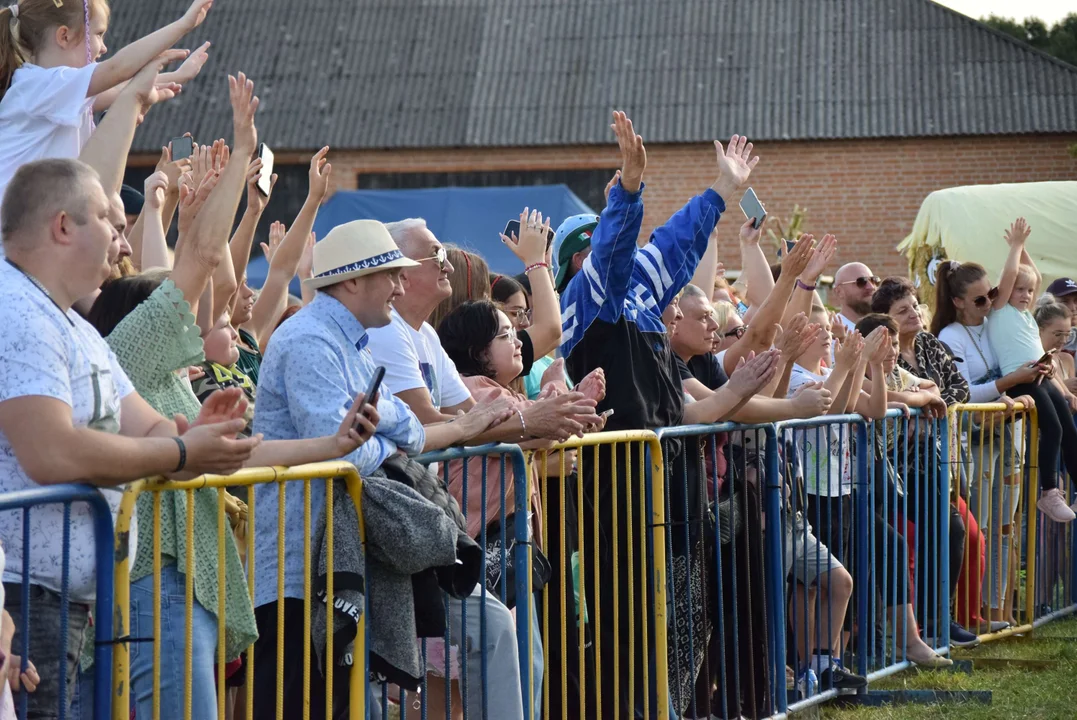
<box><xmin>1038</xmin><ymin>488</ymin><xmax>1076</xmax><ymax>523</ymax></box>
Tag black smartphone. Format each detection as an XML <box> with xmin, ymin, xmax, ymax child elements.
<box><xmin>170</xmin><ymin>136</ymin><xmax>193</xmax><ymax>161</ymax></box>
<box><xmin>354</xmin><ymin>366</ymin><xmax>385</xmax><ymax>430</ymax></box>
<box><xmin>739</xmin><ymin>186</ymin><xmax>767</xmax><ymax>229</ymax></box>
<box><xmin>256</xmin><ymin>143</ymin><xmax>275</xmax><ymax>196</ymax></box>
<box><xmin>503</xmin><ymin>219</ymin><xmax>555</xmax><ymax>249</ymax></box>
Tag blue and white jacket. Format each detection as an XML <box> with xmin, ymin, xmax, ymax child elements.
<box><xmin>559</xmin><ymin>181</ymin><xmax>727</xmax><ymax>431</ymax></box>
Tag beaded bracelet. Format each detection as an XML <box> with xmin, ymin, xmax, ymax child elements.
<box><xmin>524</xmin><ymin>262</ymin><xmax>549</xmax><ymax>275</ymax></box>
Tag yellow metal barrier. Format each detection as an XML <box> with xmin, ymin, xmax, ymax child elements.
<box><xmin>949</xmin><ymin>403</ymin><xmax>1039</xmax><ymax>641</ymax></box>
<box><xmin>530</xmin><ymin>430</ymin><xmax>669</xmax><ymax>720</ymax></box>
<box><xmin>112</xmin><ymin>462</ymin><xmax>366</xmax><ymax>720</ymax></box>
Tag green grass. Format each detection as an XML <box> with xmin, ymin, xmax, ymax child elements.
<box><xmin>818</xmin><ymin>615</ymin><xmax>1077</xmax><ymax>720</ymax></box>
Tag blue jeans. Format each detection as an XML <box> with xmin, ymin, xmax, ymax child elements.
<box><xmin>129</xmin><ymin>565</ymin><xmax>219</xmax><ymax>720</ymax></box>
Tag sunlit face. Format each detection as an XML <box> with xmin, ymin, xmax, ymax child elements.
<box><xmin>801</xmin><ymin>309</ymin><xmax>832</xmax><ymax>363</ymax></box>
<box><xmin>232</xmin><ymin>281</ymin><xmax>255</xmax><ymax>325</ymax></box>
<box><xmin>204</xmin><ymin>313</ymin><xmax>240</xmax><ymax>366</ymax></box>
<box><xmin>108</xmin><ymin>194</ymin><xmax>131</xmax><ymax>265</ymax></box>
<box><xmin>672</xmin><ymin>294</ymin><xmax>719</xmax><ymax>358</ymax></box>
<box><xmin>1040</xmin><ymin>316</ymin><xmax>1072</xmax><ymax>353</ymax></box>
<box><xmin>834</xmin><ymin>263</ymin><xmax>877</xmax><ymax>316</ymax></box>
<box><xmin>486</xmin><ymin>310</ymin><xmax>524</xmax><ymax>386</ymax></box>
<box><xmin>883</xmin><ymin>332</ymin><xmax>900</xmax><ymax>375</ymax></box>
<box><xmin>1009</xmin><ymin>273</ymin><xmax>1036</xmax><ymax>311</ymax></box>
<box><xmin>954</xmin><ymin>275</ymin><xmax>992</xmax><ymax>325</ymax></box>
<box><xmin>353</xmin><ymin>269</ymin><xmax>404</xmax><ymax>329</ymax></box>
<box><xmin>717</xmin><ymin>311</ymin><xmax>744</xmax><ymax>353</ymax></box>
<box><xmin>661</xmin><ymin>296</ymin><xmax>683</xmax><ymax>335</ymax></box>
<box><xmin>888</xmin><ymin>294</ymin><xmax>923</xmax><ymax>335</ymax></box>
<box><xmin>406</xmin><ymin>228</ymin><xmax>453</xmax><ymax>302</ymax></box>
<box><xmin>59</xmin><ymin>5</ymin><xmax>110</xmax><ymax>66</ymax></box>
<box><xmin>501</xmin><ymin>291</ymin><xmax>531</xmax><ymax>331</ymax></box>
<box><xmin>65</xmin><ymin>181</ymin><xmax>120</xmax><ymax>295</ymax></box>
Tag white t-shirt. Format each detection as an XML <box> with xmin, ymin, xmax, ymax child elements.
<box><xmin>366</xmin><ymin>308</ymin><xmax>471</xmax><ymax>411</ymax></box>
<box><xmin>938</xmin><ymin>321</ymin><xmax>1003</xmax><ymax>403</ymax></box>
<box><xmin>987</xmin><ymin>304</ymin><xmax>1044</xmax><ymax>376</ymax></box>
<box><xmin>0</xmin><ymin>262</ymin><xmax>135</xmax><ymax>601</ymax></box>
<box><xmin>0</xmin><ymin>63</ymin><xmax>98</xmax><ymax>225</ymax></box>
<box><xmin>787</xmin><ymin>364</ymin><xmax>853</xmax><ymax>497</ymax></box>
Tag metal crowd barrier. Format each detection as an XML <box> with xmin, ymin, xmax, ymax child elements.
<box><xmin>531</xmin><ymin>430</ymin><xmax>670</xmax><ymax>720</ymax></box>
<box><xmin>949</xmin><ymin>403</ymin><xmax>1040</xmax><ymax>641</ymax></box>
<box><xmin>1031</xmin><ymin>413</ymin><xmax>1077</xmax><ymax>627</ymax></box>
<box><xmin>385</xmin><ymin>443</ymin><xmax>533</xmax><ymax>720</ymax></box>
<box><xmin>860</xmin><ymin>409</ymin><xmax>951</xmax><ymax>681</ymax></box>
<box><xmin>111</xmin><ymin>462</ymin><xmax>367</xmax><ymax>720</ymax></box>
<box><xmin>0</xmin><ymin>484</ymin><xmax>116</xmax><ymax>720</ymax></box>
<box><xmin>655</xmin><ymin>422</ymin><xmax>782</xmax><ymax>720</ymax></box>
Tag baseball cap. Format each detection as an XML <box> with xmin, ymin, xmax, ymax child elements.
<box><xmin>552</xmin><ymin>214</ymin><xmax>599</xmax><ymax>292</ymax></box>
<box><xmin>1046</xmin><ymin>278</ymin><xmax>1077</xmax><ymax>297</ymax></box>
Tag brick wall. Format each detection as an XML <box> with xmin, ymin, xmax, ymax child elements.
<box><xmin>131</xmin><ymin>133</ymin><xmax>1077</xmax><ymax>277</ymax></box>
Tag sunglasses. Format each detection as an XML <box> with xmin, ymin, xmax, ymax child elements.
<box><xmin>838</xmin><ymin>275</ymin><xmax>881</xmax><ymax>289</ymax></box>
<box><xmin>417</xmin><ymin>247</ymin><xmax>448</xmax><ymax>270</ymax></box>
<box><xmin>724</xmin><ymin>325</ymin><xmax>747</xmax><ymax>339</ymax></box>
<box><xmin>971</xmin><ymin>287</ymin><xmax>999</xmax><ymax>308</ymax></box>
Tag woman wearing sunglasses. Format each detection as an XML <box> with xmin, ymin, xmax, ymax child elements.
<box><xmin>933</xmin><ymin>260</ymin><xmax>1038</xmax><ymax>629</ymax></box>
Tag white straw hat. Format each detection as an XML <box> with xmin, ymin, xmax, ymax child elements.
<box><xmin>305</xmin><ymin>219</ymin><xmax>419</xmax><ymax>289</ymax></box>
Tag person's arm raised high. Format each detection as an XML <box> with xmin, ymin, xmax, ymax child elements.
<box><xmin>993</xmin><ymin>217</ymin><xmax>1031</xmax><ymax>312</ymax></box>
<box><xmin>502</xmin><ymin>209</ymin><xmax>561</xmax><ymax>358</ymax></box>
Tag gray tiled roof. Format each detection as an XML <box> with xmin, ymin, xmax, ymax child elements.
<box><xmin>110</xmin><ymin>0</ymin><xmax>1077</xmax><ymax>152</ymax></box>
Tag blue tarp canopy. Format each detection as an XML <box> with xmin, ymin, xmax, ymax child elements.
<box><xmin>246</xmin><ymin>184</ymin><xmax>594</xmax><ymax>294</ymax></box>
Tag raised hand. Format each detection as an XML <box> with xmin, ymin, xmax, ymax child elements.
<box><xmin>244</xmin><ymin>158</ymin><xmax>274</xmax><ymax>215</ymax></box>
<box><xmin>182</xmin><ymin>0</ymin><xmax>214</xmax><ymax>30</ymax></box>
<box><xmin>172</xmin><ymin>40</ymin><xmax>211</xmax><ymax>84</ymax></box>
<box><xmin>308</xmin><ymin>146</ymin><xmax>332</xmax><ymax>203</ymax></box>
<box><xmin>835</xmin><ymin>329</ymin><xmax>864</xmax><ymax>368</ymax></box>
<box><xmin>610</xmin><ymin>111</ymin><xmax>646</xmax><ymax>193</ymax></box>
<box><xmin>259</xmin><ymin>221</ymin><xmax>287</xmax><ymax>264</ymax></box>
<box><xmin>539</xmin><ymin>357</ymin><xmax>569</xmax><ymax>395</ymax></box>
<box><xmin>128</xmin><ymin>49</ymin><xmax>188</xmax><ymax>114</ymax></box>
<box><xmin>780</xmin><ymin>232</ymin><xmax>817</xmax><ymax>280</ymax></box>
<box><xmin>604</xmin><ymin>169</ymin><xmax>621</xmax><ymax>202</ymax></box>
<box><xmin>228</xmin><ymin>73</ymin><xmax>260</xmax><ymax>153</ymax></box>
<box><xmin>801</xmin><ymin>233</ymin><xmax>837</xmax><ymax>282</ymax></box>
<box><xmin>864</xmin><ymin>326</ymin><xmax>890</xmax><ymax>366</ymax></box>
<box><xmin>1004</xmin><ymin>217</ymin><xmax>1031</xmax><ymax>248</ymax></box>
<box><xmin>502</xmin><ymin>207</ymin><xmax>550</xmax><ymax>267</ymax></box>
<box><xmin>712</xmin><ymin>135</ymin><xmax>760</xmax><ymax>200</ymax></box>
<box><xmin>774</xmin><ymin>313</ymin><xmax>820</xmax><ymax>364</ymax></box>
<box><xmin>739</xmin><ymin>215</ymin><xmax>766</xmax><ymax>246</ymax></box>
<box><xmin>143</xmin><ymin>171</ymin><xmax>169</xmax><ymax>211</ymax></box>
<box><xmin>791</xmin><ymin>381</ymin><xmax>833</xmax><ymax>418</ymax></box>
<box><xmin>156</xmin><ymin>143</ymin><xmax>192</xmax><ymax>194</ymax></box>
<box><xmin>177</xmin><ymin>169</ymin><xmax>219</xmax><ymax>235</ymax></box>
<box><xmin>728</xmin><ymin>349</ymin><xmax>781</xmax><ymax>399</ymax></box>
<box><xmin>830</xmin><ymin>312</ymin><xmax>849</xmax><ymax>346</ymax></box>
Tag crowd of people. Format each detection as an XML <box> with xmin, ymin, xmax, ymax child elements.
<box><xmin>0</xmin><ymin>2</ymin><xmax>1074</xmax><ymax>720</ymax></box>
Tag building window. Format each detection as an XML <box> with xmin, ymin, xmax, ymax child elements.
<box><xmin>357</xmin><ymin>169</ymin><xmax>616</xmax><ymax>213</ymax></box>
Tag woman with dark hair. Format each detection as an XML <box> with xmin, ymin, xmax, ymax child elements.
<box><xmin>871</xmin><ymin>276</ymin><xmax>984</xmax><ymax>647</ymax></box>
<box><xmin>934</xmin><ymin>260</ymin><xmax>1038</xmax><ymax>628</ymax></box>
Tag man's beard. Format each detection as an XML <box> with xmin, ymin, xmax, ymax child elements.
<box><xmin>849</xmin><ymin>299</ymin><xmax>872</xmax><ymax>316</ymax></box>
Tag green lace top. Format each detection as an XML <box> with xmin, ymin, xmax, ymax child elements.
<box><xmin>106</xmin><ymin>279</ymin><xmax>258</xmax><ymax>661</ymax></box>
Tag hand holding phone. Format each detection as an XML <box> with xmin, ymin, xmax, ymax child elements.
<box><xmin>739</xmin><ymin>187</ymin><xmax>767</xmax><ymax>230</ymax></box>
<box><xmin>353</xmin><ymin>367</ymin><xmax>385</xmax><ymax>431</ymax></box>
<box><xmin>256</xmin><ymin>143</ymin><xmax>275</xmax><ymax>196</ymax></box>
<box><xmin>170</xmin><ymin>136</ymin><xmax>194</xmax><ymax>161</ymax></box>
<box><xmin>503</xmin><ymin>219</ymin><xmax>556</xmax><ymax>249</ymax></box>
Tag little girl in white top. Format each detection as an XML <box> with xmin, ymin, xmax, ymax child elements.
<box><xmin>985</xmin><ymin>217</ymin><xmax>1077</xmax><ymax>523</ymax></box>
<box><xmin>0</xmin><ymin>0</ymin><xmax>213</xmax><ymax>219</ymax></box>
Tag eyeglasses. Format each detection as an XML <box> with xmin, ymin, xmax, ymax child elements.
<box><xmin>506</xmin><ymin>308</ymin><xmax>532</xmax><ymax>325</ymax></box>
<box><xmin>417</xmin><ymin>247</ymin><xmax>448</xmax><ymax>270</ymax></box>
<box><xmin>838</xmin><ymin>275</ymin><xmax>881</xmax><ymax>289</ymax></box>
<box><xmin>494</xmin><ymin>327</ymin><xmax>519</xmax><ymax>344</ymax></box>
<box><xmin>971</xmin><ymin>287</ymin><xmax>1000</xmax><ymax>308</ymax></box>
<box><xmin>724</xmin><ymin>325</ymin><xmax>747</xmax><ymax>339</ymax></box>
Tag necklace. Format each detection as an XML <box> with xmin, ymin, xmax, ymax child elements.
<box><xmin>962</xmin><ymin>323</ymin><xmax>991</xmax><ymax>371</ymax></box>
<box><xmin>5</xmin><ymin>258</ymin><xmax>74</xmax><ymax>326</ymax></box>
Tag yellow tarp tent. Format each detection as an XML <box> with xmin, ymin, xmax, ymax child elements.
<box><xmin>897</xmin><ymin>181</ymin><xmax>1077</xmax><ymax>315</ymax></box>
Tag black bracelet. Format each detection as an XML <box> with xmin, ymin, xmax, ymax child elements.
<box><xmin>172</xmin><ymin>436</ymin><xmax>187</xmax><ymax>473</ymax></box>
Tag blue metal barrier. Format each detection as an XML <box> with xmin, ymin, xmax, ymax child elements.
<box><xmin>385</xmin><ymin>444</ymin><xmax>532</xmax><ymax>720</ymax></box>
<box><xmin>655</xmin><ymin>422</ymin><xmax>784</xmax><ymax>720</ymax></box>
<box><xmin>1033</xmin><ymin>447</ymin><xmax>1077</xmax><ymax>627</ymax></box>
<box><xmin>0</xmin><ymin>484</ymin><xmax>115</xmax><ymax>720</ymax></box>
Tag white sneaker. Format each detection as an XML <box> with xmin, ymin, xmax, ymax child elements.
<box><xmin>1038</xmin><ymin>488</ymin><xmax>1076</xmax><ymax>523</ymax></box>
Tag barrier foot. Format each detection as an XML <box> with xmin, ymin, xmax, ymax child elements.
<box><xmin>843</xmin><ymin>689</ymin><xmax>993</xmax><ymax>707</ymax></box>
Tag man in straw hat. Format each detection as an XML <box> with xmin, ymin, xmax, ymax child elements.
<box><xmin>250</xmin><ymin>219</ymin><xmax>528</xmax><ymax>719</ymax></box>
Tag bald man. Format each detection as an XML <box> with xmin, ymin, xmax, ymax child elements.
<box><xmin>831</xmin><ymin>262</ymin><xmax>880</xmax><ymax>330</ymax></box>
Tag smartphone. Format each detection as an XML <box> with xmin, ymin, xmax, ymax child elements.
<box><xmin>170</xmin><ymin>136</ymin><xmax>193</xmax><ymax>161</ymax></box>
<box><xmin>354</xmin><ymin>367</ymin><xmax>386</xmax><ymax>430</ymax></box>
<box><xmin>256</xmin><ymin>143</ymin><xmax>275</xmax><ymax>196</ymax></box>
<box><xmin>739</xmin><ymin>187</ymin><xmax>767</xmax><ymax>229</ymax></box>
<box><xmin>1036</xmin><ymin>349</ymin><xmax>1056</xmax><ymax>366</ymax></box>
<box><xmin>503</xmin><ymin>219</ymin><xmax>555</xmax><ymax>249</ymax></box>
<box><xmin>600</xmin><ymin>409</ymin><xmax>615</xmax><ymax>420</ymax></box>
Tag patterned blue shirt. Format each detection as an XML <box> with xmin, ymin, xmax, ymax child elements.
<box><xmin>251</xmin><ymin>291</ymin><xmax>425</xmax><ymax>607</ymax></box>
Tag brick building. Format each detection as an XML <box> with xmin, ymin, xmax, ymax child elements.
<box><xmin>115</xmin><ymin>0</ymin><xmax>1077</xmax><ymax>277</ymax></box>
